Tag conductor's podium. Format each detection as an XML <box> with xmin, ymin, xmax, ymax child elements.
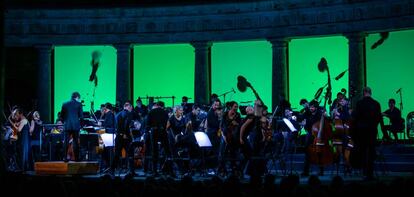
<box><xmin>34</xmin><ymin>161</ymin><xmax>99</xmax><ymax>175</ymax></box>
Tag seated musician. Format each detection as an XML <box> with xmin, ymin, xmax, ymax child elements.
<box><xmin>381</xmin><ymin>98</ymin><xmax>404</xmax><ymax>143</ymax></box>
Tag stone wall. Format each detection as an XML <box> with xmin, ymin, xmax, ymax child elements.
<box><xmin>5</xmin><ymin>0</ymin><xmax>414</xmax><ymax>46</ymax></box>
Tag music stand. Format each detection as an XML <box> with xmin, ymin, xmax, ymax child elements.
<box><xmin>194</xmin><ymin>132</ymin><xmax>212</xmax><ymax>176</ymax></box>
<box><xmin>80</xmin><ymin>133</ymin><xmax>99</xmax><ymax>161</ymax></box>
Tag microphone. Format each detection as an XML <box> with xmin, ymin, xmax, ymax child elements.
<box><xmin>396</xmin><ymin>88</ymin><xmax>401</xmax><ymax>94</ymax></box>
<box><xmin>232</xmin><ymin>88</ymin><xmax>236</xmax><ymax>93</ymax></box>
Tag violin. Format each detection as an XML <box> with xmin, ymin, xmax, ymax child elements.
<box><xmin>3</xmin><ymin>112</ymin><xmax>18</xmax><ymax>141</ymax></box>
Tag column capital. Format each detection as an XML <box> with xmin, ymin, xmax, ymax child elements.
<box><xmin>113</xmin><ymin>43</ymin><xmax>133</xmax><ymax>52</ymax></box>
<box><xmin>191</xmin><ymin>41</ymin><xmax>212</xmax><ymax>50</ymax></box>
<box><xmin>267</xmin><ymin>37</ymin><xmax>290</xmax><ymax>47</ymax></box>
<box><xmin>344</xmin><ymin>32</ymin><xmax>366</xmax><ymax>43</ymax></box>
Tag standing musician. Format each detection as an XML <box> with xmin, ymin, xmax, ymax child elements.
<box><xmin>331</xmin><ymin>97</ymin><xmax>352</xmax><ymax>173</ymax></box>
<box><xmin>100</xmin><ymin>103</ymin><xmax>115</xmax><ymax>170</ymax></box>
<box><xmin>244</xmin><ymin>100</ymin><xmax>267</xmax><ymax>177</ymax></box>
<box><xmin>239</xmin><ymin>106</ymin><xmax>255</xmax><ymax>173</ymax></box>
<box><xmin>301</xmin><ymin>100</ymin><xmax>324</xmax><ymax>176</ymax></box>
<box><xmin>29</xmin><ymin>111</ymin><xmax>42</xmax><ymax>169</ymax></box>
<box><xmin>134</xmin><ymin>98</ymin><xmax>147</xmax><ymax>121</ymax></box>
<box><xmin>167</xmin><ymin>105</ymin><xmax>196</xmax><ymax>174</ymax></box>
<box><xmin>206</xmin><ymin>99</ymin><xmax>223</xmax><ymax>157</ymax></box>
<box><xmin>108</xmin><ymin>101</ymin><xmax>135</xmax><ymax>176</ymax></box>
<box><xmin>181</xmin><ymin>96</ymin><xmax>192</xmax><ymax>115</ymax></box>
<box><xmin>276</xmin><ymin>109</ymin><xmax>301</xmax><ymax>162</ymax></box>
<box><xmin>185</xmin><ymin>104</ymin><xmax>202</xmax><ymax>132</ymax></box>
<box><xmin>218</xmin><ymin>101</ymin><xmax>241</xmax><ymax>175</ymax></box>
<box><xmin>61</xmin><ymin>92</ymin><xmax>83</xmax><ymax>162</ymax></box>
<box><xmin>145</xmin><ymin>101</ymin><xmax>172</xmax><ymax>176</ymax></box>
<box><xmin>102</xmin><ymin>103</ymin><xmax>115</xmax><ymax>133</ymax></box>
<box><xmin>9</xmin><ymin>108</ymin><xmax>30</xmax><ymax>171</ymax></box>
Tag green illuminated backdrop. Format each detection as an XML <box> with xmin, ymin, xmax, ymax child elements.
<box><xmin>133</xmin><ymin>44</ymin><xmax>195</xmax><ymax>107</ymax></box>
<box><xmin>54</xmin><ymin>46</ymin><xmax>117</xmax><ymax>120</ymax></box>
<box><xmin>367</xmin><ymin>29</ymin><xmax>414</xmax><ymax>139</ymax></box>
<box><xmin>212</xmin><ymin>41</ymin><xmax>272</xmax><ymax>108</ymax></box>
<box><xmin>289</xmin><ymin>36</ymin><xmax>349</xmax><ymax>111</ymax></box>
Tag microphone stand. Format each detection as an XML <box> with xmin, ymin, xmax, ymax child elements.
<box><xmin>398</xmin><ymin>89</ymin><xmax>403</xmax><ymax>113</ymax></box>
<box><xmin>400</xmin><ymin>89</ymin><xmax>403</xmax><ymax>114</ymax></box>
<box><xmin>218</xmin><ymin>88</ymin><xmax>235</xmax><ymax>104</ymax></box>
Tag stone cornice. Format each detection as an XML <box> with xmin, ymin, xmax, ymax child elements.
<box><xmin>5</xmin><ymin>0</ymin><xmax>414</xmax><ymax>46</ymax></box>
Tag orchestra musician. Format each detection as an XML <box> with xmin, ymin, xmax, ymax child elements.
<box><xmin>134</xmin><ymin>98</ymin><xmax>147</xmax><ymax>121</ymax></box>
<box><xmin>218</xmin><ymin>101</ymin><xmax>241</xmax><ymax>175</ymax></box>
<box><xmin>206</xmin><ymin>99</ymin><xmax>223</xmax><ymax>157</ymax></box>
<box><xmin>29</xmin><ymin>111</ymin><xmax>42</xmax><ymax>169</ymax></box>
<box><xmin>181</xmin><ymin>96</ymin><xmax>192</xmax><ymax>115</ymax></box>
<box><xmin>166</xmin><ymin>105</ymin><xmax>195</xmax><ymax>174</ymax></box>
<box><xmin>102</xmin><ymin>103</ymin><xmax>115</xmax><ymax>133</ymax></box>
<box><xmin>100</xmin><ymin>103</ymin><xmax>115</xmax><ymax>170</ymax></box>
<box><xmin>108</xmin><ymin>101</ymin><xmax>135</xmax><ymax>176</ymax></box>
<box><xmin>301</xmin><ymin>100</ymin><xmax>325</xmax><ymax>176</ymax></box>
<box><xmin>331</xmin><ymin>96</ymin><xmax>352</xmax><ymax>173</ymax></box>
<box><xmin>244</xmin><ymin>100</ymin><xmax>267</xmax><ymax>177</ymax></box>
<box><xmin>381</xmin><ymin>98</ymin><xmax>404</xmax><ymax>143</ymax></box>
<box><xmin>239</xmin><ymin>106</ymin><xmax>255</xmax><ymax>173</ymax></box>
<box><xmin>145</xmin><ymin>101</ymin><xmax>172</xmax><ymax>176</ymax></box>
<box><xmin>61</xmin><ymin>92</ymin><xmax>83</xmax><ymax>162</ymax></box>
<box><xmin>10</xmin><ymin>108</ymin><xmax>30</xmax><ymax>171</ymax></box>
<box><xmin>185</xmin><ymin>104</ymin><xmax>202</xmax><ymax>132</ymax></box>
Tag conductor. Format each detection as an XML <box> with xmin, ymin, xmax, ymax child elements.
<box><xmin>61</xmin><ymin>92</ymin><xmax>83</xmax><ymax>162</ymax></box>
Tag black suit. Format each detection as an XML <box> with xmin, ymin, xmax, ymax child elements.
<box><xmin>145</xmin><ymin>107</ymin><xmax>171</xmax><ymax>174</ymax></box>
<box><xmin>352</xmin><ymin>96</ymin><xmax>382</xmax><ymax>179</ymax></box>
<box><xmin>111</xmin><ymin>109</ymin><xmax>134</xmax><ymax>172</ymax></box>
<box><xmin>61</xmin><ymin>99</ymin><xmax>83</xmax><ymax>161</ymax></box>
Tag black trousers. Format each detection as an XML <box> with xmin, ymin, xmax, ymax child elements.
<box><xmin>111</xmin><ymin>135</ymin><xmax>134</xmax><ymax>172</ymax></box>
<box><xmin>63</xmin><ymin>130</ymin><xmax>79</xmax><ymax>161</ymax></box>
<box><xmin>146</xmin><ymin>129</ymin><xmax>172</xmax><ymax>173</ymax></box>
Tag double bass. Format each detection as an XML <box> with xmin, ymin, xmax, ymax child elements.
<box><xmin>308</xmin><ymin>58</ymin><xmax>334</xmax><ymax>166</ymax></box>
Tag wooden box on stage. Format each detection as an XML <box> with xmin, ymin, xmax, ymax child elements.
<box><xmin>35</xmin><ymin>161</ymin><xmax>99</xmax><ymax>175</ymax></box>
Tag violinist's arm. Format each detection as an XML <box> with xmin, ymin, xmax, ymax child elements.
<box><xmin>17</xmin><ymin>119</ymin><xmax>28</xmax><ymax>132</ymax></box>
<box><xmin>240</xmin><ymin>118</ymin><xmax>253</xmax><ymax>144</ymax></box>
<box><xmin>30</xmin><ymin>120</ymin><xmax>35</xmax><ymax>135</ymax></box>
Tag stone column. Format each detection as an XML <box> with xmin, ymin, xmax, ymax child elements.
<box><xmin>35</xmin><ymin>45</ymin><xmax>53</xmax><ymax>122</ymax></box>
<box><xmin>0</xmin><ymin>1</ymin><xmax>4</xmax><ymax>125</ymax></box>
<box><xmin>191</xmin><ymin>41</ymin><xmax>212</xmax><ymax>105</ymax></box>
<box><xmin>268</xmin><ymin>38</ymin><xmax>290</xmax><ymax>111</ymax></box>
<box><xmin>114</xmin><ymin>44</ymin><xmax>132</xmax><ymax>104</ymax></box>
<box><xmin>345</xmin><ymin>33</ymin><xmax>366</xmax><ymax>107</ymax></box>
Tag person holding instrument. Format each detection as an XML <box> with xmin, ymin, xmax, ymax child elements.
<box><xmin>237</xmin><ymin>75</ymin><xmax>267</xmax><ymax>177</ymax></box>
<box><xmin>301</xmin><ymin>100</ymin><xmax>325</xmax><ymax>176</ymax></box>
<box><xmin>8</xmin><ymin>108</ymin><xmax>30</xmax><ymax>171</ymax></box>
<box><xmin>381</xmin><ymin>98</ymin><xmax>404</xmax><ymax>143</ymax></box>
